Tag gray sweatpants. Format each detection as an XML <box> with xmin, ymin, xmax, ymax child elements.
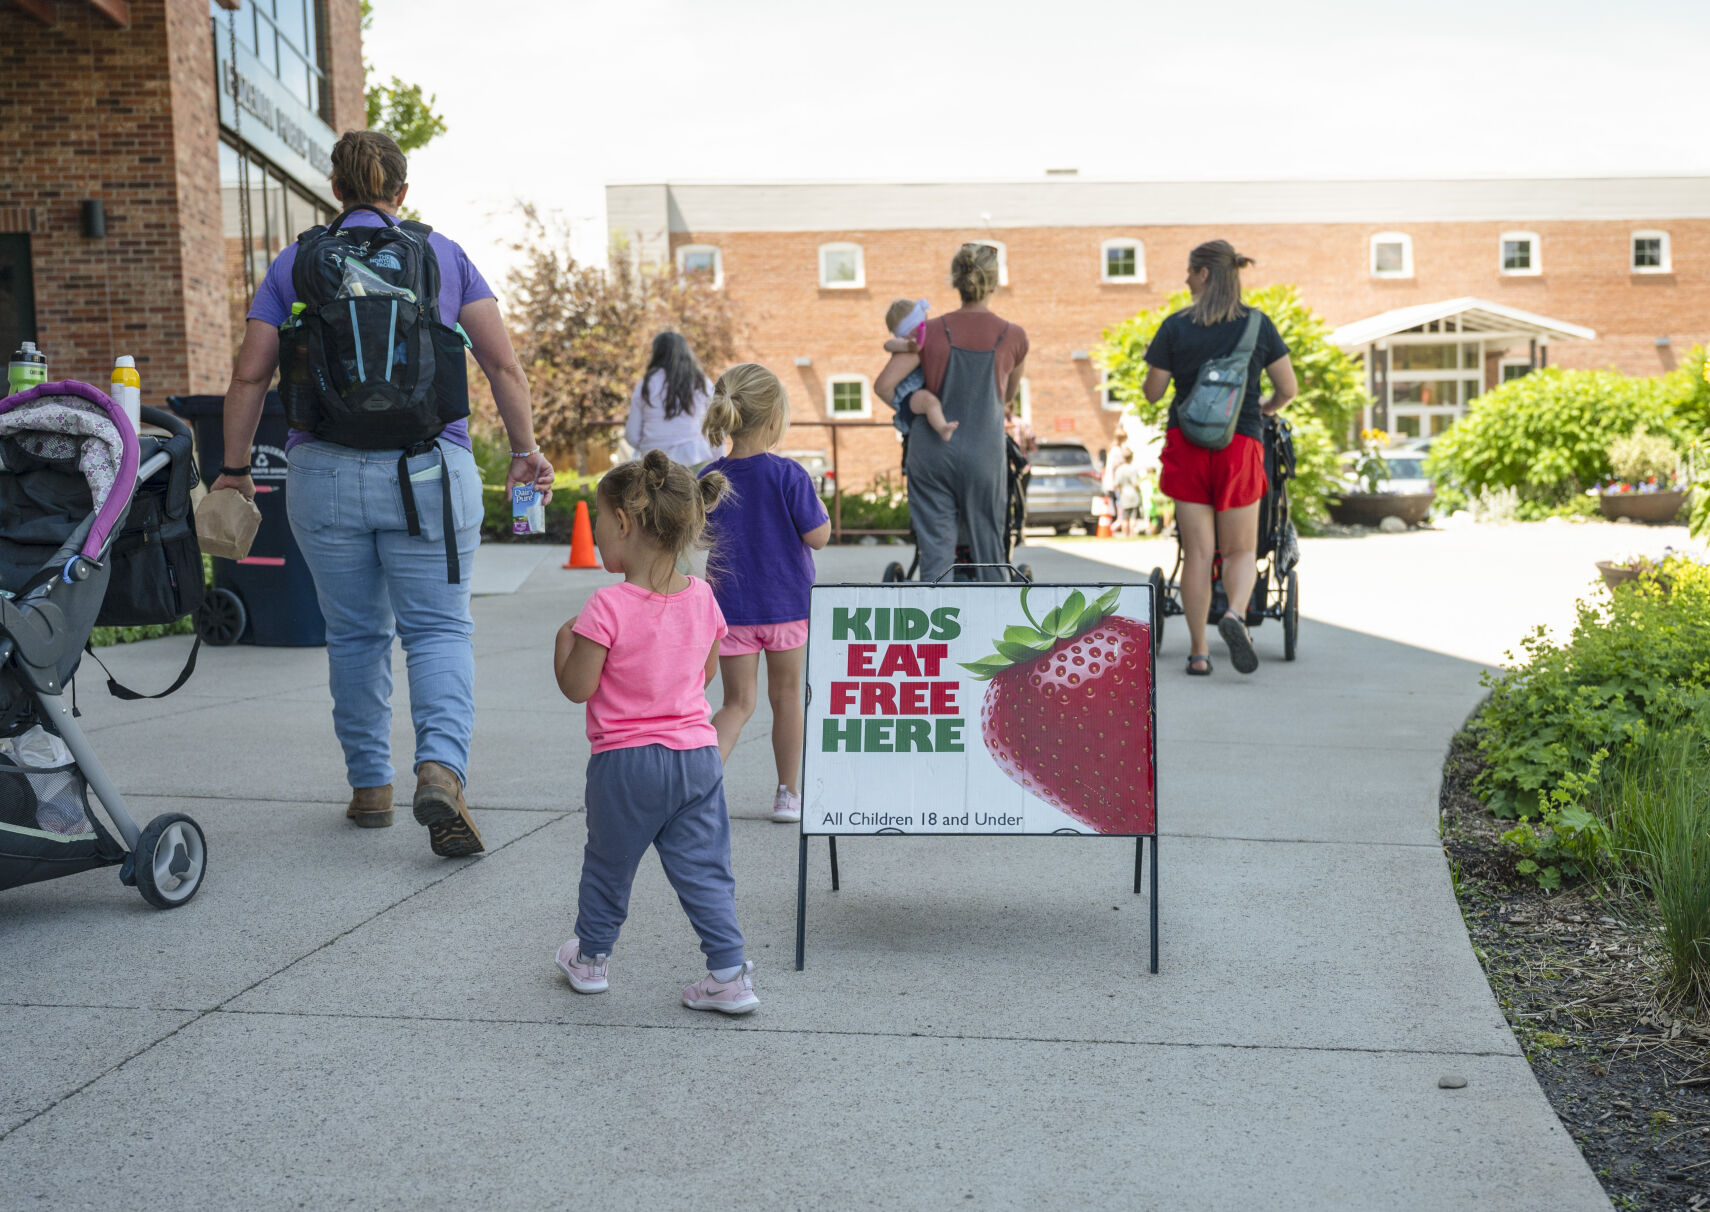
<box><xmin>574</xmin><ymin>744</ymin><xmax>746</xmax><ymax>970</ymax></box>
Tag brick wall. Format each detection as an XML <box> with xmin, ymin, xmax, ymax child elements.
<box><xmin>683</xmin><ymin>219</ymin><xmax>1710</xmax><ymax>486</ymax></box>
<box><xmin>0</xmin><ymin>0</ymin><xmax>363</xmax><ymax>405</ymax></box>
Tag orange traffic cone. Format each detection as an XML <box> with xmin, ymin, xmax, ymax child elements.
<box><xmin>1096</xmin><ymin>515</ymin><xmax>1113</xmax><ymax>539</ymax></box>
<box><xmin>564</xmin><ymin>500</ymin><xmax>599</xmax><ymax>569</ymax></box>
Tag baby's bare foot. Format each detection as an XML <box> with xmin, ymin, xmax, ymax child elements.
<box><xmin>935</xmin><ymin>419</ymin><xmax>959</xmax><ymax>441</ymax></box>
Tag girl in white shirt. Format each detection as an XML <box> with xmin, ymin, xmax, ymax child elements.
<box><xmin>625</xmin><ymin>332</ymin><xmax>719</xmax><ymax>467</ymax></box>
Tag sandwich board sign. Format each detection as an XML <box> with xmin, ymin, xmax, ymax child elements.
<box><xmin>795</xmin><ymin>579</ymin><xmax>1157</xmax><ymax>972</ymax></box>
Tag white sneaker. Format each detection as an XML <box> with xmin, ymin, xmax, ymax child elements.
<box><xmin>682</xmin><ymin>960</ymin><xmax>759</xmax><ymax>1014</ymax></box>
<box><xmin>771</xmin><ymin>785</ymin><xmax>801</xmax><ymax>823</ymax></box>
<box><xmin>555</xmin><ymin>938</ymin><xmax>609</xmax><ymax>993</ymax></box>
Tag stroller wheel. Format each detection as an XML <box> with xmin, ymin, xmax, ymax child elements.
<box><xmin>1283</xmin><ymin>569</ymin><xmax>1300</xmax><ymax>662</ymax></box>
<box><xmin>133</xmin><ymin>813</ymin><xmax>206</xmax><ymax>909</ymax></box>
<box><xmin>196</xmin><ymin>588</ymin><xmax>246</xmax><ymax>646</ymax></box>
<box><xmin>882</xmin><ymin>561</ymin><xmax>907</xmax><ymax>583</ymax></box>
<box><xmin>1147</xmin><ymin>567</ymin><xmax>1167</xmax><ymax>654</ymax></box>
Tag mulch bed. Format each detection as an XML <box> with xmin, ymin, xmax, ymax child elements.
<box><xmin>1441</xmin><ymin>732</ymin><xmax>1710</xmax><ymax>1209</ymax></box>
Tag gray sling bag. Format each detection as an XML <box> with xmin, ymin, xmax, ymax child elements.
<box><xmin>1178</xmin><ymin>310</ymin><xmax>1263</xmax><ymax>451</ymax></box>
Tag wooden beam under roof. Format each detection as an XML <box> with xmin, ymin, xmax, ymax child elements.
<box><xmin>13</xmin><ymin>0</ymin><xmax>58</xmax><ymax>26</ymax></box>
<box><xmin>83</xmin><ymin>0</ymin><xmax>130</xmax><ymax>26</ymax></box>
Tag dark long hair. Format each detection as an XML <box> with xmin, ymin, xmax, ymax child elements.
<box><xmin>645</xmin><ymin>331</ymin><xmax>705</xmax><ymax>420</ymax></box>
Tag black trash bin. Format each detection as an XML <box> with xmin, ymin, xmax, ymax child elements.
<box><xmin>169</xmin><ymin>392</ymin><xmax>325</xmax><ymax>647</ymax></box>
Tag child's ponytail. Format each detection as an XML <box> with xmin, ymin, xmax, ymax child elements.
<box><xmin>598</xmin><ymin>449</ymin><xmax>725</xmax><ymax>560</ymax></box>
<box><xmin>701</xmin><ymin>363</ymin><xmax>789</xmax><ymax>449</ymax></box>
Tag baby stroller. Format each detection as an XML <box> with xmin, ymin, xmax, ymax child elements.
<box><xmin>1148</xmin><ymin>414</ymin><xmax>1301</xmax><ymax>661</ymax></box>
<box><xmin>880</xmin><ymin>434</ymin><xmax>1034</xmax><ymax>583</ymax></box>
<box><xmin>0</xmin><ymin>381</ymin><xmax>208</xmax><ymax>909</ymax></box>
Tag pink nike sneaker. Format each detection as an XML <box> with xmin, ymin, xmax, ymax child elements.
<box><xmin>682</xmin><ymin>960</ymin><xmax>759</xmax><ymax>1014</ymax></box>
<box><xmin>555</xmin><ymin>938</ymin><xmax>609</xmax><ymax>994</ymax></box>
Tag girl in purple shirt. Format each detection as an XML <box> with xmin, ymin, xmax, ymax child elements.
<box><xmin>699</xmin><ymin>364</ymin><xmax>832</xmax><ymax>824</ymax></box>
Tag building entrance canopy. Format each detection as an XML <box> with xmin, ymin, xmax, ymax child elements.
<box><xmin>1330</xmin><ymin>298</ymin><xmax>1596</xmax><ymax>443</ymax></box>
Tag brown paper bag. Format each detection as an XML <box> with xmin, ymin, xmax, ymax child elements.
<box><xmin>195</xmin><ymin>488</ymin><xmax>262</xmax><ymax>560</ymax></box>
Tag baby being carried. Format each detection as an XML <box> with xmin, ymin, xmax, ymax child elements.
<box><xmin>881</xmin><ymin>298</ymin><xmax>957</xmax><ymax>442</ymax></box>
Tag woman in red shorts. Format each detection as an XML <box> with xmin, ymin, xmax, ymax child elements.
<box><xmin>1142</xmin><ymin>240</ymin><xmax>1297</xmax><ymax>676</ymax></box>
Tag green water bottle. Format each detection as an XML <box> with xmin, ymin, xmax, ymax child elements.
<box><xmin>7</xmin><ymin>341</ymin><xmax>47</xmax><ymax>397</ymax></box>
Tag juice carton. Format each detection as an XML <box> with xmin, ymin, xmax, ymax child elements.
<box><xmin>511</xmin><ymin>484</ymin><xmax>545</xmax><ymax>535</ymax></box>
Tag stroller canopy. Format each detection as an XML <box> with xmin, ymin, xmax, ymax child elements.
<box><xmin>0</xmin><ymin>381</ymin><xmax>139</xmax><ymax>589</ymax></box>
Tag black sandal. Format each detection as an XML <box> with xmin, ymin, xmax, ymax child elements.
<box><xmin>1217</xmin><ymin>612</ymin><xmax>1259</xmax><ymax>675</ymax></box>
<box><xmin>1186</xmin><ymin>653</ymin><xmax>1213</xmax><ymax>676</ymax></box>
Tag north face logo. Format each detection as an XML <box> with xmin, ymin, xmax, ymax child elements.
<box><xmin>369</xmin><ymin>252</ymin><xmax>403</xmax><ymax>271</ymax></box>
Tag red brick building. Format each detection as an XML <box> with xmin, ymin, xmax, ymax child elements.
<box><xmin>608</xmin><ymin>178</ymin><xmax>1710</xmax><ymax>486</ymax></box>
<box><xmin>0</xmin><ymin>0</ymin><xmax>364</xmax><ymax>406</ymax></box>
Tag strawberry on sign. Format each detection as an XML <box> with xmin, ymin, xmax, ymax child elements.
<box><xmin>801</xmin><ymin>581</ymin><xmax>1155</xmax><ymax>837</ymax></box>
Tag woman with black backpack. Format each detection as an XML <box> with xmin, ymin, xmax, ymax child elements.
<box><xmin>1142</xmin><ymin>240</ymin><xmax>1297</xmax><ymax>677</ymax></box>
<box><xmin>211</xmin><ymin>130</ymin><xmax>553</xmax><ymax>857</ymax></box>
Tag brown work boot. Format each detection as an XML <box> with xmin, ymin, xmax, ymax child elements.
<box><xmin>412</xmin><ymin>761</ymin><xmax>484</xmax><ymax>857</ymax></box>
<box><xmin>346</xmin><ymin>784</ymin><xmax>394</xmax><ymax>829</ymax></box>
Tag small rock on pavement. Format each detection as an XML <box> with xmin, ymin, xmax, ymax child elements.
<box><xmin>1439</xmin><ymin>1075</ymin><xmax>1468</xmax><ymax>1089</ymax></box>
<box><xmin>1379</xmin><ymin>515</ymin><xmax>1408</xmax><ymax>533</ymax></box>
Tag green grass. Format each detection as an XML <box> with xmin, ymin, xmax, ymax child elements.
<box><xmin>1605</xmin><ymin>720</ymin><xmax>1710</xmax><ymax>1006</ymax></box>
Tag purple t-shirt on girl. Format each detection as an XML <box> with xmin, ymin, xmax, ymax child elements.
<box><xmin>699</xmin><ymin>453</ymin><xmax>829</xmax><ymax>626</ymax></box>
<box><xmin>246</xmin><ymin>214</ymin><xmax>493</xmax><ymax>451</ymax></box>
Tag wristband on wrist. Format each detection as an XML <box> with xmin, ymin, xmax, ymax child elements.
<box><xmin>218</xmin><ymin>465</ymin><xmax>253</xmax><ymax>478</ymax></box>
<box><xmin>510</xmin><ymin>445</ymin><xmax>541</xmax><ymax>459</ymax></box>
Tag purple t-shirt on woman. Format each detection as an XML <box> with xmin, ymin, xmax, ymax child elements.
<box><xmin>699</xmin><ymin>453</ymin><xmax>829</xmax><ymax>626</ymax></box>
<box><xmin>246</xmin><ymin>214</ymin><xmax>493</xmax><ymax>451</ymax></box>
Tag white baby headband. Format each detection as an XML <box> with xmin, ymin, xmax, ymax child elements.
<box><xmin>893</xmin><ymin>298</ymin><xmax>930</xmax><ymax>338</ymax></box>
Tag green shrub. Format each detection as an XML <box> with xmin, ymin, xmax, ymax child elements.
<box><xmin>1427</xmin><ymin>368</ymin><xmax>1686</xmax><ymax>508</ymax></box>
<box><xmin>89</xmin><ymin>618</ymin><xmax>196</xmax><ymax>648</ymax></box>
<box><xmin>1473</xmin><ymin>554</ymin><xmax>1710</xmax><ymax>823</ymax></box>
<box><xmin>826</xmin><ymin>476</ymin><xmax>909</xmax><ymax>535</ymax></box>
<box><xmin>1608</xmin><ymin>431</ymin><xmax>1681</xmax><ymax>486</ymax></box>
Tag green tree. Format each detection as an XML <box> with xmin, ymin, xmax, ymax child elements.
<box><xmin>1096</xmin><ymin>284</ymin><xmax>1371</xmax><ymax>528</ymax></box>
<box><xmin>490</xmin><ymin>207</ymin><xmax>740</xmax><ymax>471</ymax></box>
<box><xmin>360</xmin><ymin>1</ymin><xmax>448</xmax><ymax>154</ymax></box>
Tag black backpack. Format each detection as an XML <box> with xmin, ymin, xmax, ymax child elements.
<box><xmin>277</xmin><ymin>205</ymin><xmax>470</xmax><ymax>451</ymax></box>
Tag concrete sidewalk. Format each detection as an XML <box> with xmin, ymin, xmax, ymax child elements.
<box><xmin>0</xmin><ymin>536</ymin><xmax>1609</xmax><ymax>1209</ymax></box>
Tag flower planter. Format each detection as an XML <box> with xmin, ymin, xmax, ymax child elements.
<box><xmin>1598</xmin><ymin>489</ymin><xmax>1686</xmax><ymax>525</ymax></box>
<box><xmin>1595</xmin><ymin>560</ymin><xmax>1672</xmax><ymax>595</ymax></box>
<box><xmin>1326</xmin><ymin>490</ymin><xmax>1435</xmax><ymax>528</ymax></box>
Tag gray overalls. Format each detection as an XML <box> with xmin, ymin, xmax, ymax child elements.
<box><xmin>905</xmin><ymin>316</ymin><xmax>1011</xmax><ymax>582</ymax></box>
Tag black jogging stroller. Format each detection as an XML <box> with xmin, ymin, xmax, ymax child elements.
<box><xmin>880</xmin><ymin>434</ymin><xmax>1034</xmax><ymax>583</ymax></box>
<box><xmin>1148</xmin><ymin>414</ymin><xmax>1301</xmax><ymax>660</ymax></box>
<box><xmin>0</xmin><ymin>380</ymin><xmax>208</xmax><ymax>909</ymax></box>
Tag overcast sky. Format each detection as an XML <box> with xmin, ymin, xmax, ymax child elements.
<box><xmin>365</xmin><ymin>0</ymin><xmax>1710</xmax><ymax>296</ymax></box>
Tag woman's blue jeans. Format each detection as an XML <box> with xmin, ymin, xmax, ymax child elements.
<box><xmin>286</xmin><ymin>440</ymin><xmax>483</xmax><ymax>790</ymax></box>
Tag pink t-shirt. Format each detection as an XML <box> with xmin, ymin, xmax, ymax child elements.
<box><xmin>572</xmin><ymin>577</ymin><xmax>726</xmax><ymax>754</ymax></box>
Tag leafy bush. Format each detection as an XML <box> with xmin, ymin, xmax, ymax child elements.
<box><xmin>1426</xmin><ymin>357</ymin><xmax>1710</xmax><ymax>508</ymax></box>
<box><xmin>1097</xmin><ymin>284</ymin><xmax>1369</xmax><ymax>530</ymax></box>
<box><xmin>1473</xmin><ymin>554</ymin><xmax>1710</xmax><ymax>824</ymax></box>
<box><xmin>89</xmin><ymin>618</ymin><xmax>195</xmax><ymax>648</ymax></box>
<box><xmin>827</xmin><ymin>476</ymin><xmax>909</xmax><ymax>535</ymax></box>
<box><xmin>1608</xmin><ymin>431</ymin><xmax>1681</xmax><ymax>486</ymax></box>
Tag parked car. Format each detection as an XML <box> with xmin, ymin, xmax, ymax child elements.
<box><xmin>1024</xmin><ymin>442</ymin><xmax>1101</xmax><ymax>534</ymax></box>
<box><xmin>781</xmin><ymin>449</ymin><xmax>832</xmax><ymax>494</ymax></box>
<box><xmin>1379</xmin><ymin>449</ymin><xmax>1433</xmax><ymax>495</ymax></box>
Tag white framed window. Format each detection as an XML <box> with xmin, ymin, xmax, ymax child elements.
<box><xmin>1015</xmin><ymin>376</ymin><xmax>1031</xmax><ymax>423</ymax></box>
<box><xmin>1100</xmin><ymin>238</ymin><xmax>1145</xmax><ymax>283</ymax></box>
<box><xmin>826</xmin><ymin>374</ymin><xmax>872</xmax><ymax>419</ymax></box>
<box><xmin>1499</xmin><ymin>231</ymin><xmax>1540</xmax><ymax>276</ymax></box>
<box><xmin>675</xmin><ymin>244</ymin><xmax>723</xmax><ymax>289</ymax></box>
<box><xmin>1100</xmin><ymin>380</ymin><xmax>1124</xmax><ymax>411</ymax></box>
<box><xmin>1370</xmin><ymin>232</ymin><xmax>1413</xmax><ymax>278</ymax></box>
<box><xmin>1631</xmin><ymin>230</ymin><xmax>1671</xmax><ymax>273</ymax></box>
<box><xmin>1500</xmin><ymin>357</ymin><xmax>1531</xmax><ymax>383</ymax></box>
<box><xmin>818</xmin><ymin>243</ymin><xmax>865</xmax><ymax>289</ymax></box>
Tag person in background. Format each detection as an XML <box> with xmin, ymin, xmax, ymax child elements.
<box><xmin>553</xmin><ymin>451</ymin><xmax>758</xmax><ymax>1014</ymax></box>
<box><xmin>699</xmin><ymin>364</ymin><xmax>832</xmax><ymax>825</ymax></box>
<box><xmin>1142</xmin><ymin>240</ymin><xmax>1296</xmax><ymax>677</ymax></box>
<box><xmin>213</xmin><ymin>129</ymin><xmax>553</xmax><ymax>855</ymax></box>
<box><xmin>625</xmin><ymin>331</ymin><xmax>719</xmax><ymax>468</ymax></box>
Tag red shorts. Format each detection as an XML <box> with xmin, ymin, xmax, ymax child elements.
<box><xmin>1159</xmin><ymin>428</ymin><xmax>1267</xmax><ymax>511</ymax></box>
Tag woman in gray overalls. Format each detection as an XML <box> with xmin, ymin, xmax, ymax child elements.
<box><xmin>876</xmin><ymin>243</ymin><xmax>1029</xmax><ymax>582</ymax></box>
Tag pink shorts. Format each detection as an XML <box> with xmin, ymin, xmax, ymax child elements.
<box><xmin>721</xmin><ymin>619</ymin><xmax>809</xmax><ymax>656</ymax></box>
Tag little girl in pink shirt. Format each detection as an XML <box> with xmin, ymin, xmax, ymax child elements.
<box><xmin>552</xmin><ymin>449</ymin><xmax>757</xmax><ymax>1014</ymax></box>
